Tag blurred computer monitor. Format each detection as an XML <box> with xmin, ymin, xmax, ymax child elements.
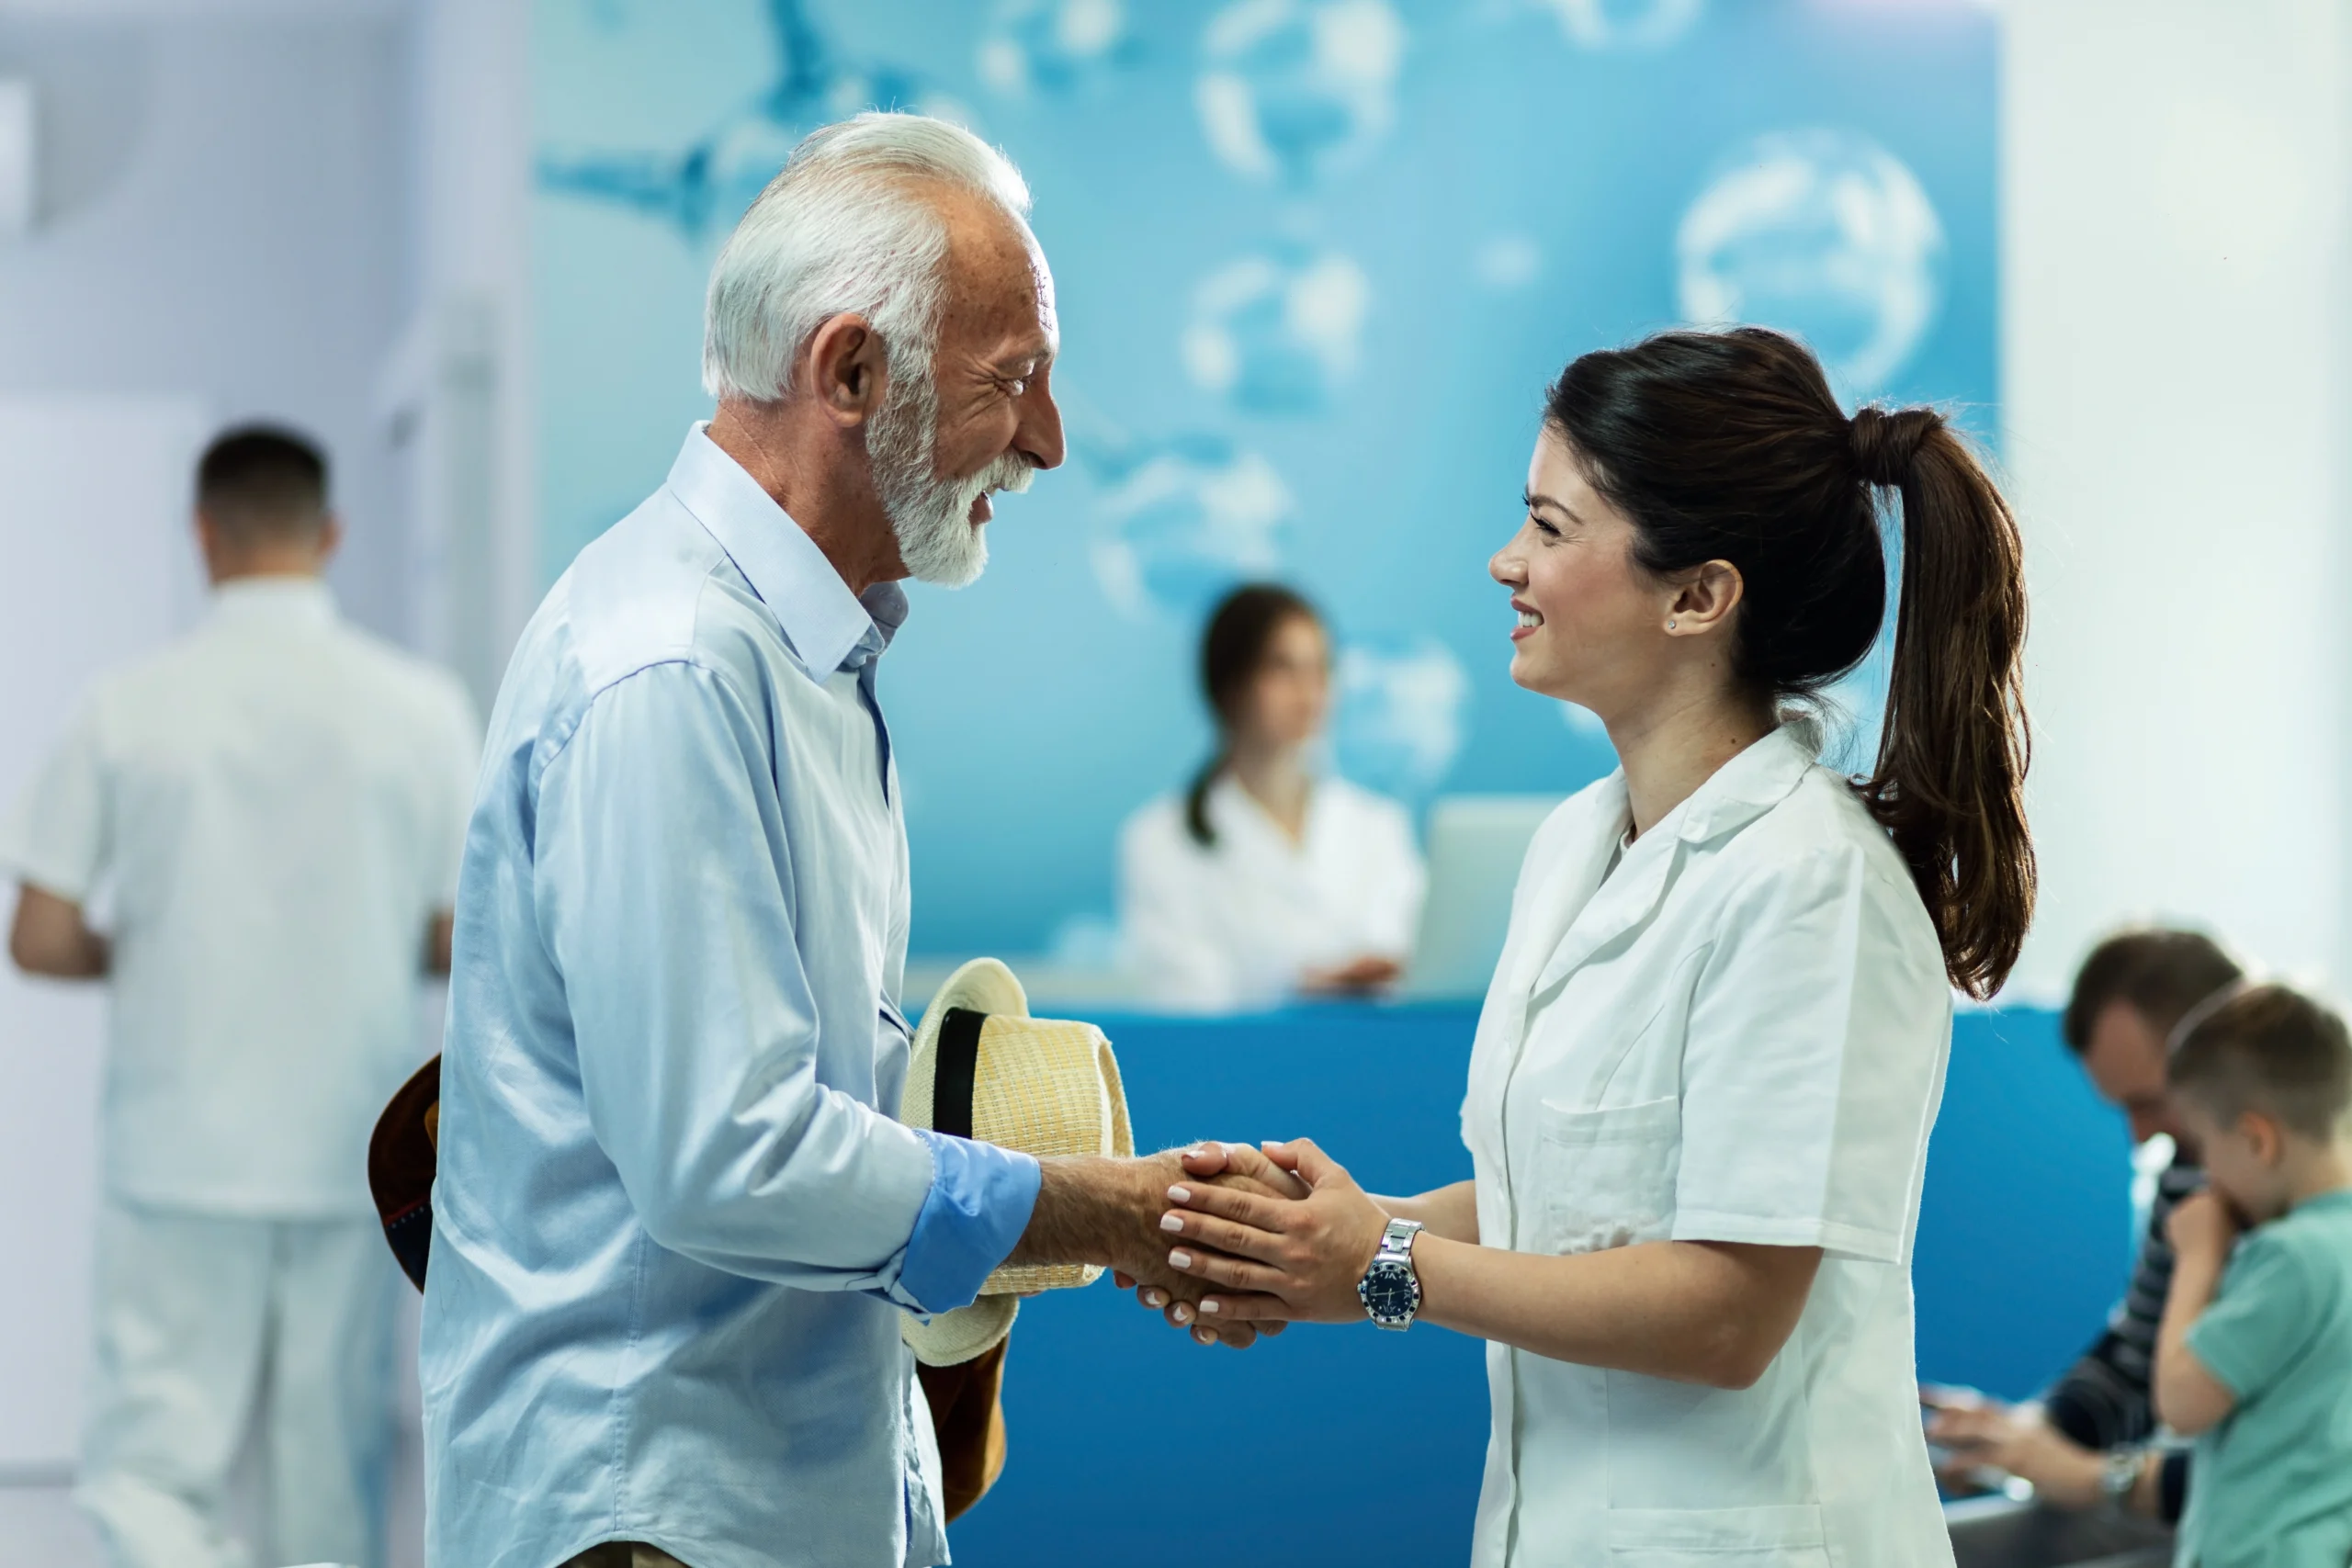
<box><xmin>1400</xmin><ymin>795</ymin><xmax>1563</xmax><ymax>1001</ymax></box>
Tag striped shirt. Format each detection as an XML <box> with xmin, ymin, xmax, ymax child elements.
<box><xmin>2042</xmin><ymin>1151</ymin><xmax>2203</xmax><ymax>1520</ymax></box>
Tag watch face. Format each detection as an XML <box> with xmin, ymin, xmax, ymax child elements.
<box><xmin>1361</xmin><ymin>1259</ymin><xmax>1419</xmax><ymax>1320</ymax></box>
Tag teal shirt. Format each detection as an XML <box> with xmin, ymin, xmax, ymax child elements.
<box><xmin>2177</xmin><ymin>1187</ymin><xmax>2352</xmax><ymax>1568</ymax></box>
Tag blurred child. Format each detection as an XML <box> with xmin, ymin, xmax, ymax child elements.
<box><xmin>2155</xmin><ymin>982</ymin><xmax>2352</xmax><ymax>1568</ymax></box>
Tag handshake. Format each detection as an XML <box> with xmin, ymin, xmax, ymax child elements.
<box><xmin>1009</xmin><ymin>1136</ymin><xmax>1403</xmax><ymax>1348</ymax></box>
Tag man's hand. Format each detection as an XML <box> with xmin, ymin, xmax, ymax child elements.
<box><xmin>8</xmin><ymin>883</ymin><xmax>109</xmax><ymax>979</ymax></box>
<box><xmin>1921</xmin><ymin>1391</ymin><xmax>2104</xmax><ymax>1507</ymax></box>
<box><xmin>2164</xmin><ymin>1190</ymin><xmax>2240</xmax><ymax>1263</ymax></box>
<box><xmin>1012</xmin><ymin>1147</ymin><xmax>1295</xmax><ymax>1348</ymax></box>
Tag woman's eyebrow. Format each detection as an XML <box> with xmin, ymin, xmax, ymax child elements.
<box><xmin>1523</xmin><ymin>489</ymin><xmax>1575</xmax><ymax>521</ymax></box>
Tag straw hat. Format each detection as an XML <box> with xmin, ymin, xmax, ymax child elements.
<box><xmin>899</xmin><ymin>958</ymin><xmax>1133</xmax><ymax>1366</ymax></box>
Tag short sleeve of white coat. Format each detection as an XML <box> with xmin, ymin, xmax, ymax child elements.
<box><xmin>2</xmin><ymin>696</ymin><xmax>110</xmax><ymax>903</ymax></box>
<box><xmin>1670</xmin><ymin>842</ymin><xmax>1951</xmax><ymax>1265</ymax></box>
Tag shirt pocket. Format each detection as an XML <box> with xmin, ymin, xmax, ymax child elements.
<box><xmin>1606</xmin><ymin>1503</ymin><xmax>1827</xmax><ymax>1567</ymax></box>
<box><xmin>1532</xmin><ymin>1095</ymin><xmax>1681</xmax><ymax>1256</ymax></box>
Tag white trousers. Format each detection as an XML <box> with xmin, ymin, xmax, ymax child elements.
<box><xmin>74</xmin><ymin>1198</ymin><xmax>396</xmax><ymax>1568</ymax></box>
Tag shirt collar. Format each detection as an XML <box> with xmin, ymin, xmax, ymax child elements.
<box><xmin>662</xmin><ymin>423</ymin><xmax>910</xmax><ymax>681</ymax></box>
<box><xmin>207</xmin><ymin>575</ymin><xmax>336</xmax><ymax>627</ymax></box>
<box><xmin>1668</xmin><ymin>716</ymin><xmax>1822</xmax><ymax>844</ymax></box>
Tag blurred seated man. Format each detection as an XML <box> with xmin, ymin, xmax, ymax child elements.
<box><xmin>1119</xmin><ymin>583</ymin><xmax>1424</xmax><ymax>1011</ymax></box>
<box><xmin>1926</xmin><ymin>927</ymin><xmax>2244</xmax><ymax>1525</ymax></box>
<box><xmin>3</xmin><ymin>426</ymin><xmax>481</xmax><ymax>1568</ymax></box>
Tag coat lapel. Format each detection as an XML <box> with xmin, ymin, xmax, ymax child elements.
<box><xmin>1523</xmin><ymin>724</ymin><xmax>1821</xmax><ymax>1002</ymax></box>
<box><xmin>1501</xmin><ymin>775</ymin><xmax>1632</xmax><ymax>1003</ymax></box>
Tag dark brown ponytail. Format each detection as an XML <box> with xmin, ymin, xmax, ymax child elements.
<box><xmin>1849</xmin><ymin>406</ymin><xmax>2034</xmax><ymax>998</ymax></box>
<box><xmin>1184</xmin><ymin>582</ymin><xmax>1322</xmax><ymax>848</ymax></box>
<box><xmin>1544</xmin><ymin>327</ymin><xmax>2033</xmax><ymax>998</ymax></box>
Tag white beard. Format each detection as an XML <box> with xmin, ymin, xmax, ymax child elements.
<box><xmin>868</xmin><ymin>368</ymin><xmax>1034</xmax><ymax>589</ymax></box>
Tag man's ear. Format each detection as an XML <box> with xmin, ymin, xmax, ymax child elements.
<box><xmin>1667</xmin><ymin>558</ymin><xmax>1746</xmax><ymax>636</ymax></box>
<box><xmin>314</xmin><ymin>514</ymin><xmax>344</xmax><ymax>570</ymax></box>
<box><xmin>804</xmin><ymin>312</ymin><xmax>888</xmax><ymax>431</ymax></box>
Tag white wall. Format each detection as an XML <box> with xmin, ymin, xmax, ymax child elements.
<box><xmin>0</xmin><ymin>3</ymin><xmax>414</xmax><ymax>637</ymax></box>
<box><xmin>390</xmin><ymin>0</ymin><xmax>536</xmax><ymax>711</ymax></box>
<box><xmin>0</xmin><ymin>398</ymin><xmax>213</xmax><ymax>1478</ymax></box>
<box><xmin>2001</xmin><ymin>0</ymin><xmax>2352</xmax><ymax>1001</ymax></box>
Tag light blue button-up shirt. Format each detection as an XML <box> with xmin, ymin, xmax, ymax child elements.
<box><xmin>419</xmin><ymin>426</ymin><xmax>1042</xmax><ymax>1568</ymax></box>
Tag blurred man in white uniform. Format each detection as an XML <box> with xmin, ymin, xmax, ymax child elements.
<box><xmin>3</xmin><ymin>426</ymin><xmax>481</xmax><ymax>1568</ymax></box>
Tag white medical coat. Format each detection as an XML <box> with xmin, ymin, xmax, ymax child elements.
<box><xmin>1464</xmin><ymin>723</ymin><xmax>1954</xmax><ymax>1568</ymax></box>
<box><xmin>1</xmin><ymin>579</ymin><xmax>481</xmax><ymax>1216</ymax></box>
<box><xmin>1119</xmin><ymin>772</ymin><xmax>1423</xmax><ymax>1012</ymax></box>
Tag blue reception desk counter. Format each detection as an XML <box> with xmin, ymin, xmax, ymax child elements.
<box><xmin>942</xmin><ymin>1002</ymin><xmax>2132</xmax><ymax>1567</ymax></box>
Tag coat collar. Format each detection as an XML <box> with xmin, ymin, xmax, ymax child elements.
<box><xmin>208</xmin><ymin>575</ymin><xmax>336</xmax><ymax>629</ymax></box>
<box><xmin>663</xmin><ymin>423</ymin><xmax>908</xmax><ymax>682</ymax></box>
<box><xmin>1518</xmin><ymin>721</ymin><xmax>1821</xmax><ymax>1002</ymax></box>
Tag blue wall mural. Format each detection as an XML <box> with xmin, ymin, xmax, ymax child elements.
<box><xmin>534</xmin><ymin>0</ymin><xmax>1998</xmax><ymax>957</ymax></box>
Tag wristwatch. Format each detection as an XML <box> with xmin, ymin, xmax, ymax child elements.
<box><xmin>2098</xmin><ymin>1447</ymin><xmax>2146</xmax><ymax>1516</ymax></box>
<box><xmin>1358</xmin><ymin>1218</ymin><xmax>1425</xmax><ymax>1330</ymax></box>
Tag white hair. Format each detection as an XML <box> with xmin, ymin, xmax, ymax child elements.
<box><xmin>702</xmin><ymin>111</ymin><xmax>1035</xmax><ymax>403</ymax></box>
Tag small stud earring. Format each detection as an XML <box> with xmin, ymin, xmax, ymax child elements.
<box><xmin>1667</xmin><ymin>619</ymin><xmax>1677</xmax><ymax>631</ymax></box>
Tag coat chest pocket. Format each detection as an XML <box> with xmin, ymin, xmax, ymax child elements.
<box><xmin>1532</xmin><ymin>1095</ymin><xmax>1680</xmax><ymax>1255</ymax></box>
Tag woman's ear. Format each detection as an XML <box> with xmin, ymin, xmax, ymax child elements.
<box><xmin>1667</xmin><ymin>558</ymin><xmax>1745</xmax><ymax>636</ymax></box>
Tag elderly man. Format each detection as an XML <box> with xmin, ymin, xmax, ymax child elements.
<box><xmin>421</xmin><ymin>114</ymin><xmax>1260</xmax><ymax>1568</ymax></box>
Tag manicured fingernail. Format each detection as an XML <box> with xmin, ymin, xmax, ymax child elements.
<box><xmin>1172</xmin><ymin>1303</ymin><xmax>1193</xmax><ymax>1323</ymax></box>
<box><xmin>1193</xmin><ymin>1326</ymin><xmax>1216</xmax><ymax>1345</ymax></box>
<box><xmin>1167</xmin><ymin>1185</ymin><xmax>1190</xmax><ymax>1202</ymax></box>
<box><xmin>1170</xmin><ymin>1249</ymin><xmax>1193</xmax><ymax>1269</ymax></box>
<box><xmin>1159</xmin><ymin>1213</ymin><xmax>1182</xmax><ymax>1233</ymax></box>
<box><xmin>1143</xmin><ymin>1289</ymin><xmax>1166</xmax><ymax>1306</ymax></box>
<box><xmin>1184</xmin><ymin>1146</ymin><xmax>1206</xmax><ymax>1158</ymax></box>
<box><xmin>1200</xmin><ymin>1298</ymin><xmax>1220</xmax><ymax>1314</ymax></box>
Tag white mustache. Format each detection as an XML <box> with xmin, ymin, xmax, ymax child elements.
<box><xmin>967</xmin><ymin>451</ymin><xmax>1035</xmax><ymax>500</ymax></box>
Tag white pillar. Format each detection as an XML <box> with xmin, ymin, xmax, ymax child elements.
<box><xmin>388</xmin><ymin>0</ymin><xmax>537</xmax><ymax>716</ymax></box>
<box><xmin>2001</xmin><ymin>0</ymin><xmax>2352</xmax><ymax>999</ymax></box>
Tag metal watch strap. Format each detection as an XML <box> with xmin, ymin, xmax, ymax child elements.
<box><xmin>1363</xmin><ymin>1218</ymin><xmax>1424</xmax><ymax>1330</ymax></box>
<box><xmin>2099</xmin><ymin>1447</ymin><xmax>2145</xmax><ymax>1517</ymax></box>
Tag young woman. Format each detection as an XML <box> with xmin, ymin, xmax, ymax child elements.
<box><xmin>1150</xmin><ymin>329</ymin><xmax>2032</xmax><ymax>1565</ymax></box>
<box><xmin>1118</xmin><ymin>583</ymin><xmax>1424</xmax><ymax>1012</ymax></box>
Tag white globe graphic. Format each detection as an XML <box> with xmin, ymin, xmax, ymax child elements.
<box><xmin>1091</xmin><ymin>436</ymin><xmax>1294</xmax><ymax>622</ymax></box>
<box><xmin>977</xmin><ymin>0</ymin><xmax>1132</xmax><ymax>98</ymax></box>
<box><xmin>1677</xmin><ymin>129</ymin><xmax>1945</xmax><ymax>398</ymax></box>
<box><xmin>1195</xmin><ymin>0</ymin><xmax>1407</xmax><ymax>188</ymax></box>
<box><xmin>1335</xmin><ymin>638</ymin><xmax>1470</xmax><ymax>799</ymax></box>
<box><xmin>1182</xmin><ymin>250</ymin><xmax>1372</xmax><ymax>415</ymax></box>
<box><xmin>1535</xmin><ymin>0</ymin><xmax>1704</xmax><ymax>51</ymax></box>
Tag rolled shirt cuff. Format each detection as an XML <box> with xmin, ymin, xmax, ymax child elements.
<box><xmin>896</xmin><ymin>1130</ymin><xmax>1042</xmax><ymax>1316</ymax></box>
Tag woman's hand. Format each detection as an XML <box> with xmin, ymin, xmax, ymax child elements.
<box><xmin>1159</xmin><ymin>1138</ymin><xmax>1390</xmax><ymax>1325</ymax></box>
<box><xmin>1299</xmin><ymin>954</ymin><xmax>1403</xmax><ymax>996</ymax></box>
<box><xmin>1110</xmin><ymin>1143</ymin><xmax>1309</xmax><ymax>1346</ymax></box>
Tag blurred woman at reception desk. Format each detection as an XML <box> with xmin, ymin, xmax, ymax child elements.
<box><xmin>1119</xmin><ymin>583</ymin><xmax>1423</xmax><ymax>1012</ymax></box>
